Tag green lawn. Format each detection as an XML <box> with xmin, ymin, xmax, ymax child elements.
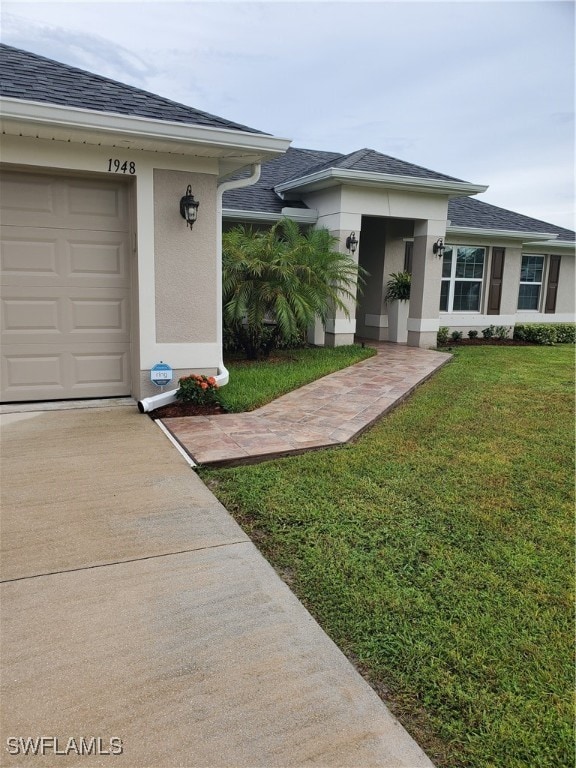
<box><xmin>220</xmin><ymin>344</ymin><xmax>375</xmax><ymax>412</ymax></box>
<box><xmin>203</xmin><ymin>346</ymin><xmax>575</xmax><ymax>768</ymax></box>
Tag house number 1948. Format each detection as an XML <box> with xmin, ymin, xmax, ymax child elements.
<box><xmin>108</xmin><ymin>159</ymin><xmax>136</xmax><ymax>174</ymax></box>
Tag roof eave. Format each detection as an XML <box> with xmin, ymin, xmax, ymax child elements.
<box><xmin>0</xmin><ymin>97</ymin><xmax>291</xmax><ymax>161</ymax></box>
<box><xmin>447</xmin><ymin>225</ymin><xmax>562</xmax><ymax>242</ymax></box>
<box><xmin>275</xmin><ymin>167</ymin><xmax>487</xmax><ymax>197</ymax></box>
<box><xmin>223</xmin><ymin>207</ymin><xmax>319</xmax><ymax>224</ymax></box>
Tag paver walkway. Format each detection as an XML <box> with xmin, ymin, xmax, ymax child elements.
<box><xmin>163</xmin><ymin>342</ymin><xmax>451</xmax><ymax>467</ymax></box>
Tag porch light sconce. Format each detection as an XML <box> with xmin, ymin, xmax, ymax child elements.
<box><xmin>179</xmin><ymin>185</ymin><xmax>200</xmax><ymax>229</ymax></box>
<box><xmin>346</xmin><ymin>232</ymin><xmax>358</xmax><ymax>254</ymax></box>
<box><xmin>433</xmin><ymin>238</ymin><xmax>445</xmax><ymax>258</ymax></box>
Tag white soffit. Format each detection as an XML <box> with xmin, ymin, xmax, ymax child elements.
<box><xmin>447</xmin><ymin>225</ymin><xmax>562</xmax><ymax>242</ymax></box>
<box><xmin>0</xmin><ymin>97</ymin><xmax>291</xmax><ymax>166</ymax></box>
<box><xmin>222</xmin><ymin>207</ymin><xmax>319</xmax><ymax>224</ymax></box>
<box><xmin>275</xmin><ymin>167</ymin><xmax>488</xmax><ymax>197</ymax></box>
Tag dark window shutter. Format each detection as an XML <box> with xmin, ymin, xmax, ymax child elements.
<box><xmin>404</xmin><ymin>241</ymin><xmax>413</xmax><ymax>274</ymax></box>
<box><xmin>545</xmin><ymin>255</ymin><xmax>561</xmax><ymax>313</ymax></box>
<box><xmin>487</xmin><ymin>247</ymin><xmax>505</xmax><ymax>314</ymax></box>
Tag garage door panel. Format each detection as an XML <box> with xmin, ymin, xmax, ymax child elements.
<box><xmin>0</xmin><ymin>173</ymin><xmax>129</xmax><ymax>231</ymax></box>
<box><xmin>1</xmin><ymin>227</ymin><xmax>130</xmax><ymax>287</ymax></box>
<box><xmin>1</xmin><ymin>233</ymin><xmax>59</xmax><ymax>277</ymax></box>
<box><xmin>72</xmin><ymin>350</ymin><xmax>129</xmax><ymax>387</ymax></box>
<box><xmin>1</xmin><ymin>172</ymin><xmax>132</xmax><ymax>401</ymax></box>
<box><xmin>2</xmin><ymin>288</ymin><xmax>130</xmax><ymax>342</ymax></box>
<box><xmin>0</xmin><ymin>176</ymin><xmax>55</xmax><ymax>219</ymax></box>
<box><xmin>2</xmin><ymin>344</ymin><xmax>130</xmax><ymax>400</ymax></box>
<box><xmin>2</xmin><ymin>297</ymin><xmax>60</xmax><ymax>333</ymax></box>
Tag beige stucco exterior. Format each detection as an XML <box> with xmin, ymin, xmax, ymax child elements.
<box><xmin>0</xmin><ymin>114</ymin><xmax>290</xmax><ymax>401</ymax></box>
<box><xmin>298</xmin><ymin>184</ymin><xmax>451</xmax><ymax>347</ymax></box>
<box><xmin>436</xmin><ymin>235</ymin><xmax>576</xmax><ymax>334</ymax></box>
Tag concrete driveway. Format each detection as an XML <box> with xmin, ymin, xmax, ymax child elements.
<box><xmin>0</xmin><ymin>405</ymin><xmax>434</xmax><ymax>767</ymax></box>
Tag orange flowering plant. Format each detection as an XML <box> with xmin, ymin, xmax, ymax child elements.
<box><xmin>176</xmin><ymin>373</ymin><xmax>220</xmax><ymax>405</ymax></box>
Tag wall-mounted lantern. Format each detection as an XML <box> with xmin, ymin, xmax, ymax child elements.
<box><xmin>179</xmin><ymin>185</ymin><xmax>200</xmax><ymax>229</ymax></box>
<box><xmin>346</xmin><ymin>232</ymin><xmax>358</xmax><ymax>254</ymax></box>
<box><xmin>432</xmin><ymin>238</ymin><xmax>445</xmax><ymax>258</ymax></box>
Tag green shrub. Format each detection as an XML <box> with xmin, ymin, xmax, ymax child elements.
<box><xmin>482</xmin><ymin>325</ymin><xmax>495</xmax><ymax>339</ymax></box>
<box><xmin>176</xmin><ymin>373</ymin><xmax>221</xmax><ymax>405</ymax></box>
<box><xmin>450</xmin><ymin>330</ymin><xmax>463</xmax><ymax>341</ymax></box>
<box><xmin>437</xmin><ymin>327</ymin><xmax>450</xmax><ymax>345</ymax></box>
<box><xmin>468</xmin><ymin>330</ymin><xmax>479</xmax><ymax>339</ymax></box>
<box><xmin>554</xmin><ymin>323</ymin><xmax>576</xmax><ymax>343</ymax></box>
<box><xmin>493</xmin><ymin>325</ymin><xmax>511</xmax><ymax>340</ymax></box>
<box><xmin>512</xmin><ymin>324</ymin><xmax>568</xmax><ymax>346</ymax></box>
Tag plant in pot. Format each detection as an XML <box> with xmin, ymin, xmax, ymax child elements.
<box><xmin>385</xmin><ymin>271</ymin><xmax>411</xmax><ymax>343</ymax></box>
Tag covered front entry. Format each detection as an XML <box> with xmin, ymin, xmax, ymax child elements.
<box><xmin>0</xmin><ymin>171</ymin><xmax>132</xmax><ymax>402</ymax></box>
<box><xmin>355</xmin><ymin>216</ymin><xmax>415</xmax><ymax>342</ymax></box>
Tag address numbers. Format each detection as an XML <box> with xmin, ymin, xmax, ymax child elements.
<box><xmin>107</xmin><ymin>159</ymin><xmax>136</xmax><ymax>174</ymax></box>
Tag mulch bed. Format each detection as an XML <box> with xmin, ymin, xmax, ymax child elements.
<box><xmin>149</xmin><ymin>402</ymin><xmax>227</xmax><ymax>420</ymax></box>
<box><xmin>438</xmin><ymin>338</ymin><xmax>533</xmax><ymax>347</ymax></box>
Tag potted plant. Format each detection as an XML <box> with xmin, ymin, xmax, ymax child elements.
<box><xmin>385</xmin><ymin>271</ymin><xmax>411</xmax><ymax>343</ymax></box>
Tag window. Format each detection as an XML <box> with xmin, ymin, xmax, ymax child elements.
<box><xmin>518</xmin><ymin>255</ymin><xmax>544</xmax><ymax>310</ymax></box>
<box><xmin>440</xmin><ymin>246</ymin><xmax>486</xmax><ymax>312</ymax></box>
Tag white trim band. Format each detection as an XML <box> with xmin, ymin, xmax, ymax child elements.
<box><xmin>407</xmin><ymin>318</ymin><xmax>440</xmax><ymax>332</ymax></box>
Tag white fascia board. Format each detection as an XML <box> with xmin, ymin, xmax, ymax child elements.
<box><xmin>274</xmin><ymin>167</ymin><xmax>488</xmax><ymax>197</ymax></box>
<box><xmin>447</xmin><ymin>225</ymin><xmax>561</xmax><ymax>242</ymax></box>
<box><xmin>222</xmin><ymin>207</ymin><xmax>318</xmax><ymax>224</ymax></box>
<box><xmin>0</xmin><ymin>97</ymin><xmax>291</xmax><ymax>157</ymax></box>
<box><xmin>522</xmin><ymin>239</ymin><xmax>575</xmax><ymax>249</ymax></box>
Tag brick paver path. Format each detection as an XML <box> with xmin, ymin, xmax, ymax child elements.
<box><xmin>162</xmin><ymin>342</ymin><xmax>451</xmax><ymax>467</ymax></box>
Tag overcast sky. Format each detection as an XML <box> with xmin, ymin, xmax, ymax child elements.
<box><xmin>2</xmin><ymin>0</ymin><xmax>574</xmax><ymax>229</ymax></box>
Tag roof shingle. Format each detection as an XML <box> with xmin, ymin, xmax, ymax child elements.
<box><xmin>0</xmin><ymin>44</ymin><xmax>265</xmax><ymax>134</ymax></box>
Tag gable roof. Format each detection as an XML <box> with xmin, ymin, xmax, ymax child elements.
<box><xmin>223</xmin><ymin>145</ymin><xmax>467</xmax><ymax>213</ymax></box>
<box><xmin>0</xmin><ymin>44</ymin><xmax>265</xmax><ymax>135</ymax></box>
<box><xmin>283</xmin><ymin>147</ymin><xmax>464</xmax><ymax>184</ymax></box>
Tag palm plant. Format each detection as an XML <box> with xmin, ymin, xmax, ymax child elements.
<box><xmin>223</xmin><ymin>218</ymin><xmax>364</xmax><ymax>359</ymax></box>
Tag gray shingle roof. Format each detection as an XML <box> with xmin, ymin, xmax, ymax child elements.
<box><xmin>448</xmin><ymin>197</ymin><xmax>574</xmax><ymax>242</ymax></box>
<box><xmin>283</xmin><ymin>147</ymin><xmax>464</xmax><ymax>183</ymax></box>
<box><xmin>224</xmin><ymin>146</ymin><xmax>574</xmax><ymax>242</ymax></box>
<box><xmin>224</xmin><ymin>147</ymin><xmax>341</xmax><ymax>213</ymax></box>
<box><xmin>0</xmin><ymin>44</ymin><xmax>266</xmax><ymax>134</ymax></box>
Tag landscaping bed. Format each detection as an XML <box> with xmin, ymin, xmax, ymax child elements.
<box><xmin>149</xmin><ymin>345</ymin><xmax>375</xmax><ymax>419</ymax></box>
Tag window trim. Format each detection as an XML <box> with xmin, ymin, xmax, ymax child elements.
<box><xmin>440</xmin><ymin>244</ymin><xmax>487</xmax><ymax>313</ymax></box>
<box><xmin>517</xmin><ymin>254</ymin><xmax>545</xmax><ymax>312</ymax></box>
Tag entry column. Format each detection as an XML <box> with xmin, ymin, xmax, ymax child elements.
<box><xmin>324</xmin><ymin>223</ymin><xmax>361</xmax><ymax>347</ymax></box>
<box><xmin>407</xmin><ymin>219</ymin><xmax>446</xmax><ymax>348</ymax></box>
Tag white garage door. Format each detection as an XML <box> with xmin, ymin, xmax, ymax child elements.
<box><xmin>1</xmin><ymin>172</ymin><xmax>132</xmax><ymax>402</ymax></box>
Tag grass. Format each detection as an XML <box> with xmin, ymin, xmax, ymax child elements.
<box><xmin>220</xmin><ymin>344</ymin><xmax>375</xmax><ymax>412</ymax></box>
<box><xmin>202</xmin><ymin>346</ymin><xmax>575</xmax><ymax>768</ymax></box>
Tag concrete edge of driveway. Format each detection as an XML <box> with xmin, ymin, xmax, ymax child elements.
<box><xmin>1</xmin><ymin>404</ymin><xmax>436</xmax><ymax>767</ymax></box>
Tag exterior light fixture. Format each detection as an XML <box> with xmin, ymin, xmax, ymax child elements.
<box><xmin>433</xmin><ymin>238</ymin><xmax>445</xmax><ymax>257</ymax></box>
<box><xmin>346</xmin><ymin>232</ymin><xmax>358</xmax><ymax>254</ymax></box>
<box><xmin>179</xmin><ymin>185</ymin><xmax>199</xmax><ymax>229</ymax></box>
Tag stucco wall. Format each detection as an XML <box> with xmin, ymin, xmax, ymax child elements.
<box><xmin>153</xmin><ymin>169</ymin><xmax>217</xmax><ymax>344</ymax></box>
<box><xmin>0</xmin><ymin>135</ymin><xmax>223</xmax><ymax>400</ymax></box>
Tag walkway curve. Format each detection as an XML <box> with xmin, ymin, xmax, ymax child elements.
<box><xmin>162</xmin><ymin>343</ymin><xmax>451</xmax><ymax>467</ymax></box>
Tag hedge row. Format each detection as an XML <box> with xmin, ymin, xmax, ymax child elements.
<box><xmin>513</xmin><ymin>323</ymin><xmax>575</xmax><ymax>345</ymax></box>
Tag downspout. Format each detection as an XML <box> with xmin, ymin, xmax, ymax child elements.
<box><xmin>138</xmin><ymin>163</ymin><xmax>262</xmax><ymax>414</ymax></box>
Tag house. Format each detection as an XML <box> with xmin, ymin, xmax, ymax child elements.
<box><xmin>0</xmin><ymin>44</ymin><xmax>289</xmax><ymax>403</ymax></box>
<box><xmin>222</xmin><ymin>148</ymin><xmax>575</xmax><ymax>347</ymax></box>
<box><xmin>1</xmin><ymin>44</ymin><xmax>574</xmax><ymax>403</ymax></box>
